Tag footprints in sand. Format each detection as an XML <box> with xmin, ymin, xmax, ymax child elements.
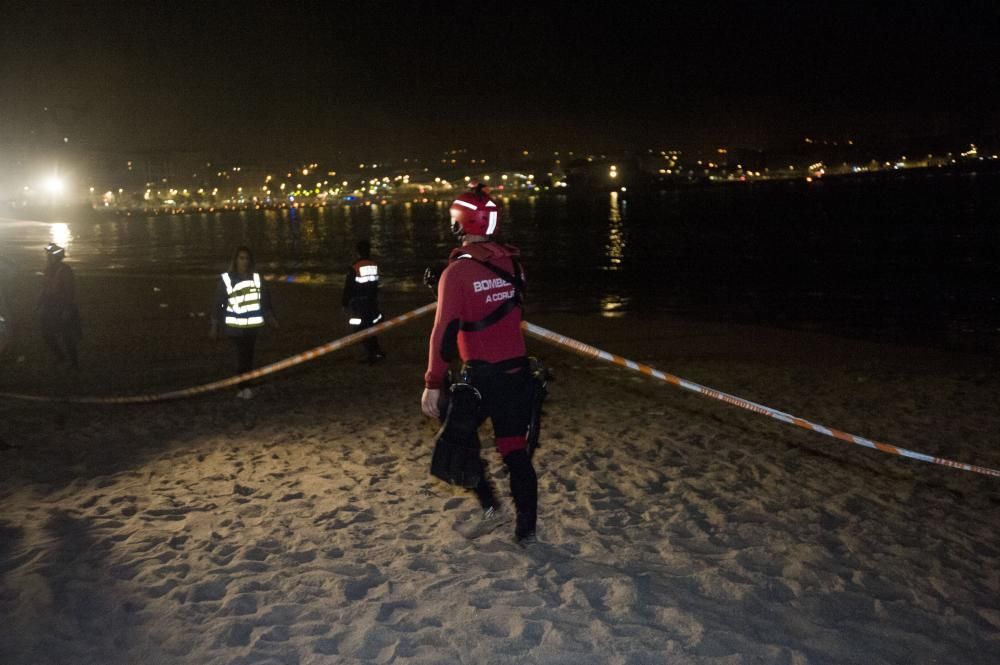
<box><xmin>0</xmin><ymin>430</ymin><xmax>424</xmax><ymax>662</ymax></box>
<box><xmin>3</xmin><ymin>374</ymin><xmax>1000</xmax><ymax>665</ymax></box>
<box><xmin>190</xmin><ymin>578</ymin><xmax>230</xmax><ymax>602</ymax></box>
<box><xmin>223</xmin><ymin>594</ymin><xmax>258</xmax><ymax>616</ymax></box>
<box><xmin>343</xmin><ymin>571</ymin><xmax>387</xmax><ymax>601</ymax></box>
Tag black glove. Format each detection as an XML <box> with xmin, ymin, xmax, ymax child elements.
<box><xmin>423</xmin><ymin>264</ymin><xmax>445</xmax><ymax>295</ymax></box>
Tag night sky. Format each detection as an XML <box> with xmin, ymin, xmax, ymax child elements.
<box><xmin>1</xmin><ymin>1</ymin><xmax>997</xmax><ymax>159</ymax></box>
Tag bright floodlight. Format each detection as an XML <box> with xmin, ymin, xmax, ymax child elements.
<box><xmin>43</xmin><ymin>175</ymin><xmax>65</xmax><ymax>196</ymax></box>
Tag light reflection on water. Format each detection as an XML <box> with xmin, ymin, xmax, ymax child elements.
<box><xmin>601</xmin><ymin>192</ymin><xmax>629</xmax><ymax>317</ymax></box>
<box><xmin>606</xmin><ymin>191</ymin><xmax>625</xmax><ymax>270</ymax></box>
<box><xmin>49</xmin><ymin>222</ymin><xmax>72</xmax><ymax>251</ymax></box>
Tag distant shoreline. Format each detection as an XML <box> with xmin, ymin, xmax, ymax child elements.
<box><xmin>5</xmin><ymin>161</ymin><xmax>998</xmax><ymax>221</ymax></box>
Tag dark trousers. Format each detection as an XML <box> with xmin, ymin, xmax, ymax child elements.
<box><xmin>465</xmin><ymin>363</ymin><xmax>538</xmax><ymax>537</ymax></box>
<box><xmin>229</xmin><ymin>332</ymin><xmax>258</xmax><ymax>387</ymax></box>
<box><xmin>350</xmin><ymin>304</ymin><xmax>383</xmax><ymax>360</ymax></box>
<box><xmin>41</xmin><ymin>307</ymin><xmax>80</xmax><ymax>368</ymax></box>
<box><xmin>360</xmin><ymin>328</ymin><xmax>383</xmax><ymax>358</ymax></box>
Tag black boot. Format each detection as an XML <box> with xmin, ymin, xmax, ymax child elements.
<box><xmin>472</xmin><ymin>462</ymin><xmax>498</xmax><ymax>511</ymax></box>
<box><xmin>503</xmin><ymin>448</ymin><xmax>538</xmax><ymax>543</ymax></box>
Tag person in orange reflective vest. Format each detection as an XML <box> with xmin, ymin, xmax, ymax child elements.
<box><xmin>342</xmin><ymin>240</ymin><xmax>385</xmax><ymax>364</ymax></box>
<box><xmin>210</xmin><ymin>246</ymin><xmax>277</xmax><ymax>399</ymax></box>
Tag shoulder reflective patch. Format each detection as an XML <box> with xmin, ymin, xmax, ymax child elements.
<box><xmin>355</xmin><ymin>264</ymin><xmax>379</xmax><ymax>283</ymax></box>
<box><xmin>452</xmin><ymin>199</ymin><xmax>478</xmax><ymax>210</ymax></box>
<box><xmin>485</xmin><ymin>200</ymin><xmax>497</xmax><ymax>207</ymax></box>
<box><xmin>221</xmin><ymin>272</ymin><xmax>233</xmax><ymax>293</ymax></box>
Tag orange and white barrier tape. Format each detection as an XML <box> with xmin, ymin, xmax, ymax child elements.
<box><xmin>0</xmin><ymin>303</ymin><xmax>436</xmax><ymax>405</ymax></box>
<box><xmin>522</xmin><ymin>321</ymin><xmax>1000</xmax><ymax>479</ymax></box>
<box><xmin>4</xmin><ymin>302</ymin><xmax>996</xmax><ymax>479</ymax></box>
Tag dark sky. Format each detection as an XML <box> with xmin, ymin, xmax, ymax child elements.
<box><xmin>1</xmin><ymin>1</ymin><xmax>997</xmax><ymax>159</ymax></box>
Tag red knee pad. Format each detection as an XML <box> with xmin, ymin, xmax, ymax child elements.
<box><xmin>496</xmin><ymin>435</ymin><xmax>527</xmax><ymax>457</ymax></box>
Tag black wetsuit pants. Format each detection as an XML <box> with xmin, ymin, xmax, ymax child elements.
<box><xmin>41</xmin><ymin>306</ymin><xmax>80</xmax><ymax>369</ymax></box>
<box><xmin>465</xmin><ymin>361</ymin><xmax>538</xmax><ymax>538</ymax></box>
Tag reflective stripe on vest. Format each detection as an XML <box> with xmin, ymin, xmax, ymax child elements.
<box><xmin>354</xmin><ymin>263</ymin><xmax>379</xmax><ymax>284</ymax></box>
<box><xmin>222</xmin><ymin>272</ymin><xmax>264</xmax><ymax>328</ymax></box>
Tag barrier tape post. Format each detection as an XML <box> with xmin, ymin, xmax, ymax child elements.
<box><xmin>0</xmin><ymin>303</ymin><xmax>437</xmax><ymax>405</ymax></box>
<box><xmin>522</xmin><ymin>320</ymin><xmax>1000</xmax><ymax>479</ymax></box>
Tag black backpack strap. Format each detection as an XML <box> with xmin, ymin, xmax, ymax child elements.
<box><xmin>459</xmin><ymin>257</ymin><xmax>524</xmax><ymax>333</ymax></box>
<box><xmin>461</xmin><ymin>298</ymin><xmax>520</xmax><ymax>332</ymax></box>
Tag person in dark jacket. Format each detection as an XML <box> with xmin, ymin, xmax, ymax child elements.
<box><xmin>210</xmin><ymin>246</ymin><xmax>277</xmax><ymax>399</ymax></box>
<box><xmin>0</xmin><ymin>255</ymin><xmax>14</xmax><ymax>358</ymax></box>
<box><xmin>342</xmin><ymin>240</ymin><xmax>385</xmax><ymax>364</ymax></box>
<box><xmin>38</xmin><ymin>244</ymin><xmax>81</xmax><ymax>369</ymax></box>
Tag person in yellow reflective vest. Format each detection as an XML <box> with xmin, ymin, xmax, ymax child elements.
<box><xmin>342</xmin><ymin>240</ymin><xmax>385</xmax><ymax>364</ymax></box>
<box><xmin>210</xmin><ymin>246</ymin><xmax>277</xmax><ymax>399</ymax></box>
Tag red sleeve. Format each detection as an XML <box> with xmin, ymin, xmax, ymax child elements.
<box><xmin>424</xmin><ymin>264</ymin><xmax>464</xmax><ymax>389</ymax></box>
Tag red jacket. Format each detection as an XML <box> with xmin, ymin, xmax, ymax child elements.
<box><xmin>424</xmin><ymin>241</ymin><xmax>526</xmax><ymax>389</ymax></box>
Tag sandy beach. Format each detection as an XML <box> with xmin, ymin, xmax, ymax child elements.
<box><xmin>1</xmin><ymin>274</ymin><xmax>999</xmax><ymax>664</ymax></box>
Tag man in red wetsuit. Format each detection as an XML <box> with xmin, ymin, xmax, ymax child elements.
<box><xmin>421</xmin><ymin>183</ymin><xmax>538</xmax><ymax>545</ymax></box>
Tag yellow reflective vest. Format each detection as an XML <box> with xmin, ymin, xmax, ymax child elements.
<box><xmin>222</xmin><ymin>272</ymin><xmax>265</xmax><ymax>329</ymax></box>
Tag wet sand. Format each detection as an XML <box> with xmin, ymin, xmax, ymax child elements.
<box><xmin>1</xmin><ymin>274</ymin><xmax>999</xmax><ymax>664</ymax></box>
